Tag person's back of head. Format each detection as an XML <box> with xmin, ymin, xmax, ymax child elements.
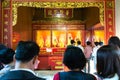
<box><xmin>15</xmin><ymin>41</ymin><xmax>40</xmax><ymax>63</ymax></box>
<box><xmin>0</xmin><ymin>48</ymin><xmax>15</xmax><ymax>65</ymax></box>
<box><xmin>108</xmin><ymin>36</ymin><xmax>120</xmax><ymax>49</ymax></box>
<box><xmin>94</xmin><ymin>42</ymin><xmax>99</xmax><ymax>46</ymax></box>
<box><xmin>63</xmin><ymin>46</ymin><xmax>86</xmax><ymax>70</ymax></box>
<box><xmin>77</xmin><ymin>41</ymin><xmax>81</xmax><ymax>45</ymax></box>
<box><xmin>0</xmin><ymin>44</ymin><xmax>7</xmax><ymax>70</ymax></box>
<box><xmin>97</xmin><ymin>45</ymin><xmax>120</xmax><ymax>79</ymax></box>
<box><xmin>70</xmin><ymin>40</ymin><xmax>75</xmax><ymax>45</ymax></box>
<box><xmin>86</xmin><ymin>41</ymin><xmax>91</xmax><ymax>46</ymax></box>
<box><xmin>98</xmin><ymin>41</ymin><xmax>103</xmax><ymax>46</ymax></box>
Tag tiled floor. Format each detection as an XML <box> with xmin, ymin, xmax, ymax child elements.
<box><xmin>35</xmin><ymin>70</ymin><xmax>61</xmax><ymax>80</ymax></box>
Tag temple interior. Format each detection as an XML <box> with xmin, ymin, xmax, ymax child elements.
<box><xmin>0</xmin><ymin>0</ymin><xmax>119</xmax><ymax>80</ymax></box>
<box><xmin>13</xmin><ymin>7</ymin><xmax>104</xmax><ymax>49</ymax></box>
<box><xmin>11</xmin><ymin>6</ymin><xmax>104</xmax><ymax>70</ymax></box>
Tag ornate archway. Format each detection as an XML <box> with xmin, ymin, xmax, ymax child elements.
<box><xmin>12</xmin><ymin>2</ymin><xmax>104</xmax><ymax>26</ymax></box>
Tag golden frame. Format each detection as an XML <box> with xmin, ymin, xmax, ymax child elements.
<box><xmin>11</xmin><ymin>1</ymin><xmax>104</xmax><ymax>26</ymax></box>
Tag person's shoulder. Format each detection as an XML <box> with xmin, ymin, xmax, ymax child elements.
<box><xmin>0</xmin><ymin>71</ymin><xmax>13</xmax><ymax>80</ymax></box>
<box><xmin>53</xmin><ymin>71</ymin><xmax>69</xmax><ymax>80</ymax></box>
<box><xmin>0</xmin><ymin>70</ymin><xmax>46</xmax><ymax>80</ymax></box>
<box><xmin>92</xmin><ymin>73</ymin><xmax>103</xmax><ymax>80</ymax></box>
<box><xmin>15</xmin><ymin>70</ymin><xmax>46</xmax><ymax>80</ymax></box>
<box><xmin>33</xmin><ymin>76</ymin><xmax>46</xmax><ymax>80</ymax></box>
<box><xmin>82</xmin><ymin>72</ymin><xmax>97</xmax><ymax>80</ymax></box>
<box><xmin>61</xmin><ymin>71</ymin><xmax>97</xmax><ymax>80</ymax></box>
<box><xmin>53</xmin><ymin>72</ymin><xmax>60</xmax><ymax>80</ymax></box>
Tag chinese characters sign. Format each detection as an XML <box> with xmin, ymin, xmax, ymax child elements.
<box><xmin>106</xmin><ymin>9</ymin><xmax>115</xmax><ymax>41</ymax></box>
<box><xmin>45</xmin><ymin>8</ymin><xmax>73</xmax><ymax>18</ymax></box>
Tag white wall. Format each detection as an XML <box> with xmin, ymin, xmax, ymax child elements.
<box><xmin>115</xmin><ymin>0</ymin><xmax>120</xmax><ymax>38</ymax></box>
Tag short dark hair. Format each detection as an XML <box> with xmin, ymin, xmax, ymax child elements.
<box><xmin>77</xmin><ymin>41</ymin><xmax>81</xmax><ymax>45</ymax></box>
<box><xmin>97</xmin><ymin>45</ymin><xmax>120</xmax><ymax>78</ymax></box>
<box><xmin>0</xmin><ymin>48</ymin><xmax>15</xmax><ymax>64</ymax></box>
<box><xmin>63</xmin><ymin>46</ymin><xmax>86</xmax><ymax>70</ymax></box>
<box><xmin>70</xmin><ymin>40</ymin><xmax>75</xmax><ymax>44</ymax></box>
<box><xmin>98</xmin><ymin>41</ymin><xmax>103</xmax><ymax>46</ymax></box>
<box><xmin>15</xmin><ymin>41</ymin><xmax>40</xmax><ymax>62</ymax></box>
<box><xmin>94</xmin><ymin>42</ymin><xmax>99</xmax><ymax>46</ymax></box>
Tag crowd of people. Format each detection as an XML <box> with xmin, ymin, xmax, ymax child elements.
<box><xmin>0</xmin><ymin>36</ymin><xmax>120</xmax><ymax>80</ymax></box>
<box><xmin>54</xmin><ymin>36</ymin><xmax>120</xmax><ymax>80</ymax></box>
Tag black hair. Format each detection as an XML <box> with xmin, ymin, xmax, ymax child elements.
<box><xmin>86</xmin><ymin>41</ymin><xmax>91</xmax><ymax>45</ymax></box>
<box><xmin>63</xmin><ymin>46</ymin><xmax>86</xmax><ymax>70</ymax></box>
<box><xmin>77</xmin><ymin>41</ymin><xmax>81</xmax><ymax>45</ymax></box>
<box><xmin>98</xmin><ymin>41</ymin><xmax>103</xmax><ymax>46</ymax></box>
<box><xmin>97</xmin><ymin>45</ymin><xmax>120</xmax><ymax>79</ymax></box>
<box><xmin>108</xmin><ymin>36</ymin><xmax>120</xmax><ymax>49</ymax></box>
<box><xmin>70</xmin><ymin>40</ymin><xmax>75</xmax><ymax>44</ymax></box>
<box><xmin>94</xmin><ymin>42</ymin><xmax>99</xmax><ymax>46</ymax></box>
<box><xmin>0</xmin><ymin>48</ymin><xmax>15</xmax><ymax>64</ymax></box>
<box><xmin>15</xmin><ymin>41</ymin><xmax>40</xmax><ymax>62</ymax></box>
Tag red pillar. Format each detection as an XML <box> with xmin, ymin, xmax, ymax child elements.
<box><xmin>2</xmin><ymin>0</ymin><xmax>12</xmax><ymax>47</ymax></box>
<box><xmin>104</xmin><ymin>0</ymin><xmax>115</xmax><ymax>44</ymax></box>
<box><xmin>0</xmin><ymin>0</ymin><xmax>2</xmax><ymax>43</ymax></box>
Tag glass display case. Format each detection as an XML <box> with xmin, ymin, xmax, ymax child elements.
<box><xmin>35</xmin><ymin>30</ymin><xmax>51</xmax><ymax>47</ymax></box>
<box><xmin>32</xmin><ymin>24</ymin><xmax>85</xmax><ymax>70</ymax></box>
<box><xmin>52</xmin><ymin>30</ymin><xmax>66</xmax><ymax>47</ymax></box>
<box><xmin>34</xmin><ymin>30</ymin><xmax>84</xmax><ymax>47</ymax></box>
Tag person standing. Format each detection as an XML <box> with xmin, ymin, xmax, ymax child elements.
<box><xmin>84</xmin><ymin>41</ymin><xmax>93</xmax><ymax>73</ymax></box>
<box><xmin>90</xmin><ymin>42</ymin><xmax>99</xmax><ymax>73</ymax></box>
<box><xmin>67</xmin><ymin>40</ymin><xmax>75</xmax><ymax>48</ymax></box>
<box><xmin>84</xmin><ymin>41</ymin><xmax>93</xmax><ymax>59</ymax></box>
<box><xmin>77</xmin><ymin>40</ymin><xmax>84</xmax><ymax>52</ymax></box>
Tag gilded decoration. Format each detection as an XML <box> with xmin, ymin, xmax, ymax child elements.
<box><xmin>32</xmin><ymin>20</ymin><xmax>85</xmax><ymax>25</ymax></box>
<box><xmin>2</xmin><ymin>0</ymin><xmax>10</xmax><ymax>8</ymax></box>
<box><xmin>106</xmin><ymin>1</ymin><xmax>114</xmax><ymax>8</ymax></box>
<box><xmin>12</xmin><ymin>2</ymin><xmax>104</xmax><ymax>26</ymax></box>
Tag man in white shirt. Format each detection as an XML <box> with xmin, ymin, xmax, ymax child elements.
<box><xmin>77</xmin><ymin>40</ymin><xmax>84</xmax><ymax>52</ymax></box>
